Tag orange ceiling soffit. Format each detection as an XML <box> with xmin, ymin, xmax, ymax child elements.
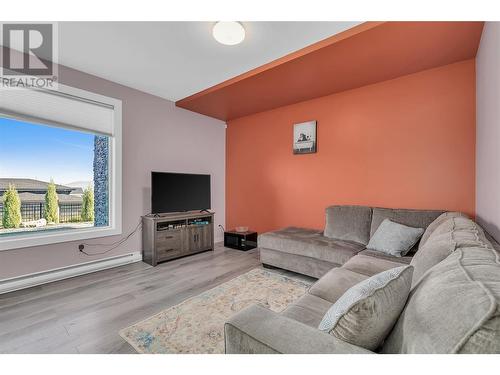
<box><xmin>176</xmin><ymin>21</ymin><xmax>484</xmax><ymax>121</ymax></box>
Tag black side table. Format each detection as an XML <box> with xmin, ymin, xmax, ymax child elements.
<box><xmin>224</xmin><ymin>230</ymin><xmax>258</xmax><ymax>251</ymax></box>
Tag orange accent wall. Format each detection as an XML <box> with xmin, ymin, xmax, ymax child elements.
<box><xmin>226</xmin><ymin>60</ymin><xmax>476</xmax><ymax>233</ymax></box>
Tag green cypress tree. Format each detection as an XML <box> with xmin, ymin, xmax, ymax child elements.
<box><xmin>81</xmin><ymin>186</ymin><xmax>95</xmax><ymax>222</ymax></box>
<box><xmin>44</xmin><ymin>180</ymin><xmax>59</xmax><ymax>224</ymax></box>
<box><xmin>2</xmin><ymin>184</ymin><xmax>22</xmax><ymax>229</ymax></box>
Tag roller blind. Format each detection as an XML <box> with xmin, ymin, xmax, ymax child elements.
<box><xmin>0</xmin><ymin>87</ymin><xmax>115</xmax><ymax>136</ymax></box>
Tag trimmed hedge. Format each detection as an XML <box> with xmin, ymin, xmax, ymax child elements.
<box><xmin>44</xmin><ymin>180</ymin><xmax>59</xmax><ymax>224</ymax></box>
<box><xmin>2</xmin><ymin>184</ymin><xmax>22</xmax><ymax>228</ymax></box>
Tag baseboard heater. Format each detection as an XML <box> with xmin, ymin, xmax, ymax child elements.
<box><xmin>0</xmin><ymin>252</ymin><xmax>142</xmax><ymax>295</ymax></box>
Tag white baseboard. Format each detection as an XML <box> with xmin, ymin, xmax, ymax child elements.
<box><xmin>0</xmin><ymin>252</ymin><xmax>143</xmax><ymax>295</ymax></box>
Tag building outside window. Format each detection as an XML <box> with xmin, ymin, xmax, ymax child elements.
<box><xmin>0</xmin><ymin>177</ymin><xmax>87</xmax><ymax>226</ymax></box>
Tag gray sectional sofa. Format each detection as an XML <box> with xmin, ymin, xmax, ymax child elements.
<box><xmin>225</xmin><ymin>205</ymin><xmax>500</xmax><ymax>354</ymax></box>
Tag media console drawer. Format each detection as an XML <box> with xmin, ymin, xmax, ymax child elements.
<box><xmin>157</xmin><ymin>247</ymin><xmax>183</xmax><ymax>261</ymax></box>
<box><xmin>156</xmin><ymin>230</ymin><xmax>182</xmax><ymax>249</ymax></box>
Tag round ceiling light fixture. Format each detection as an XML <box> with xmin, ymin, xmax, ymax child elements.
<box><xmin>212</xmin><ymin>21</ymin><xmax>245</xmax><ymax>45</ymax></box>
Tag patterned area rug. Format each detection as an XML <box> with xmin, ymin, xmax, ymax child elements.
<box><xmin>119</xmin><ymin>268</ymin><xmax>310</xmax><ymax>354</ymax></box>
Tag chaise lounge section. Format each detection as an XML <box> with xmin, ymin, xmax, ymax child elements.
<box><xmin>259</xmin><ymin>205</ymin><xmax>444</xmax><ymax>278</ymax></box>
<box><xmin>225</xmin><ymin>206</ymin><xmax>500</xmax><ymax>354</ymax></box>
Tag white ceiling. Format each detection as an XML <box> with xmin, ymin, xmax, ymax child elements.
<box><xmin>58</xmin><ymin>22</ymin><xmax>361</xmax><ymax>102</ymax></box>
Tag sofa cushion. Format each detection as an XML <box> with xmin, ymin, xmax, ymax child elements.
<box><xmin>324</xmin><ymin>205</ymin><xmax>372</xmax><ymax>245</ymax></box>
<box><xmin>370</xmin><ymin>207</ymin><xmax>444</xmax><ymax>237</ymax></box>
<box><xmin>225</xmin><ymin>304</ymin><xmax>374</xmax><ymax>354</ymax></box>
<box><xmin>370</xmin><ymin>207</ymin><xmax>443</xmax><ymax>254</ymax></box>
<box><xmin>343</xmin><ymin>253</ymin><xmax>411</xmax><ymax>277</ymax></box>
<box><xmin>281</xmin><ymin>294</ymin><xmax>332</xmax><ymax>328</ymax></box>
<box><xmin>258</xmin><ymin>227</ymin><xmax>364</xmax><ymax>266</ymax></box>
<box><xmin>319</xmin><ymin>265</ymin><xmax>413</xmax><ymax>351</ymax></box>
<box><xmin>418</xmin><ymin>211</ymin><xmax>468</xmax><ymax>250</ymax></box>
<box><xmin>358</xmin><ymin>249</ymin><xmax>412</xmax><ymax>264</ymax></box>
<box><xmin>485</xmin><ymin>231</ymin><xmax>500</xmax><ymax>252</ymax></box>
<box><xmin>367</xmin><ymin>219</ymin><xmax>424</xmax><ymax>257</ymax></box>
<box><xmin>382</xmin><ymin>220</ymin><xmax>500</xmax><ymax>353</ymax></box>
<box><xmin>309</xmin><ymin>268</ymin><xmax>368</xmax><ymax>303</ymax></box>
<box><xmin>260</xmin><ymin>248</ymin><xmax>338</xmax><ymax>279</ymax></box>
<box><xmin>410</xmin><ymin>237</ymin><xmax>455</xmax><ymax>288</ymax></box>
<box><xmin>429</xmin><ymin>216</ymin><xmax>490</xmax><ymax>246</ymax></box>
<box><xmin>411</xmin><ymin>216</ymin><xmax>491</xmax><ymax>288</ymax></box>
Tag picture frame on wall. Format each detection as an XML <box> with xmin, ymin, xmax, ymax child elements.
<box><xmin>293</xmin><ymin>120</ymin><xmax>317</xmax><ymax>154</ymax></box>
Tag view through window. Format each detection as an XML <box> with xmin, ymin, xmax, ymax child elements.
<box><xmin>0</xmin><ymin>116</ymin><xmax>109</xmax><ymax>237</ymax></box>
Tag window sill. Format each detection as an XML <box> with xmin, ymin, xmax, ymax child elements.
<box><xmin>0</xmin><ymin>225</ymin><xmax>122</xmax><ymax>251</ymax></box>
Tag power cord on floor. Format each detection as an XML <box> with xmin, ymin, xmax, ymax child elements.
<box><xmin>78</xmin><ymin>220</ymin><xmax>143</xmax><ymax>256</ymax></box>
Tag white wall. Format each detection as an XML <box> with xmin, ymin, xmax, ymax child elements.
<box><xmin>476</xmin><ymin>22</ymin><xmax>500</xmax><ymax>241</ymax></box>
<box><xmin>0</xmin><ymin>64</ymin><xmax>226</xmax><ymax>280</ymax></box>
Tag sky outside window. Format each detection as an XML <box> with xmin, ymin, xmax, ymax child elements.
<box><xmin>0</xmin><ymin>117</ymin><xmax>94</xmax><ymax>186</ymax></box>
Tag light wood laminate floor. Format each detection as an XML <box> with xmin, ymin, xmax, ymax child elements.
<box><xmin>0</xmin><ymin>245</ymin><xmax>275</xmax><ymax>353</ymax></box>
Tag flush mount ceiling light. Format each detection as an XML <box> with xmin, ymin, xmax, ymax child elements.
<box><xmin>212</xmin><ymin>21</ymin><xmax>245</xmax><ymax>45</ymax></box>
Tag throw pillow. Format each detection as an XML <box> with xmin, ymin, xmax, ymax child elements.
<box><xmin>367</xmin><ymin>219</ymin><xmax>424</xmax><ymax>257</ymax></box>
<box><xmin>318</xmin><ymin>265</ymin><xmax>413</xmax><ymax>350</ymax></box>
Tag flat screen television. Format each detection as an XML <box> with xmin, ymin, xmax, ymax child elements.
<box><xmin>151</xmin><ymin>172</ymin><xmax>211</xmax><ymax>214</ymax></box>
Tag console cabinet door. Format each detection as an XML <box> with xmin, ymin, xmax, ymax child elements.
<box><xmin>188</xmin><ymin>226</ymin><xmax>202</xmax><ymax>252</ymax></box>
<box><xmin>199</xmin><ymin>224</ymin><xmax>212</xmax><ymax>251</ymax></box>
<box><xmin>187</xmin><ymin>225</ymin><xmax>212</xmax><ymax>252</ymax></box>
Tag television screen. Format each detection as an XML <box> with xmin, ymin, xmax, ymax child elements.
<box><xmin>151</xmin><ymin>172</ymin><xmax>211</xmax><ymax>214</ymax></box>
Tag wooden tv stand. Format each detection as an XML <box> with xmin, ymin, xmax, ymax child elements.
<box><xmin>142</xmin><ymin>211</ymin><xmax>214</xmax><ymax>266</ymax></box>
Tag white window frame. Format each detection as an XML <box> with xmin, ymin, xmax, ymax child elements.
<box><xmin>0</xmin><ymin>84</ymin><xmax>122</xmax><ymax>251</ymax></box>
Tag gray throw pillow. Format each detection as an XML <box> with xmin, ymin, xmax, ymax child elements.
<box><xmin>318</xmin><ymin>265</ymin><xmax>413</xmax><ymax>350</ymax></box>
<box><xmin>367</xmin><ymin>219</ymin><xmax>424</xmax><ymax>257</ymax></box>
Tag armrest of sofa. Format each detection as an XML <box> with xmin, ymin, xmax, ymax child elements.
<box><xmin>224</xmin><ymin>304</ymin><xmax>374</xmax><ymax>354</ymax></box>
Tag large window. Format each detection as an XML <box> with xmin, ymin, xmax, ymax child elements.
<box><xmin>0</xmin><ymin>84</ymin><xmax>122</xmax><ymax>250</ymax></box>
